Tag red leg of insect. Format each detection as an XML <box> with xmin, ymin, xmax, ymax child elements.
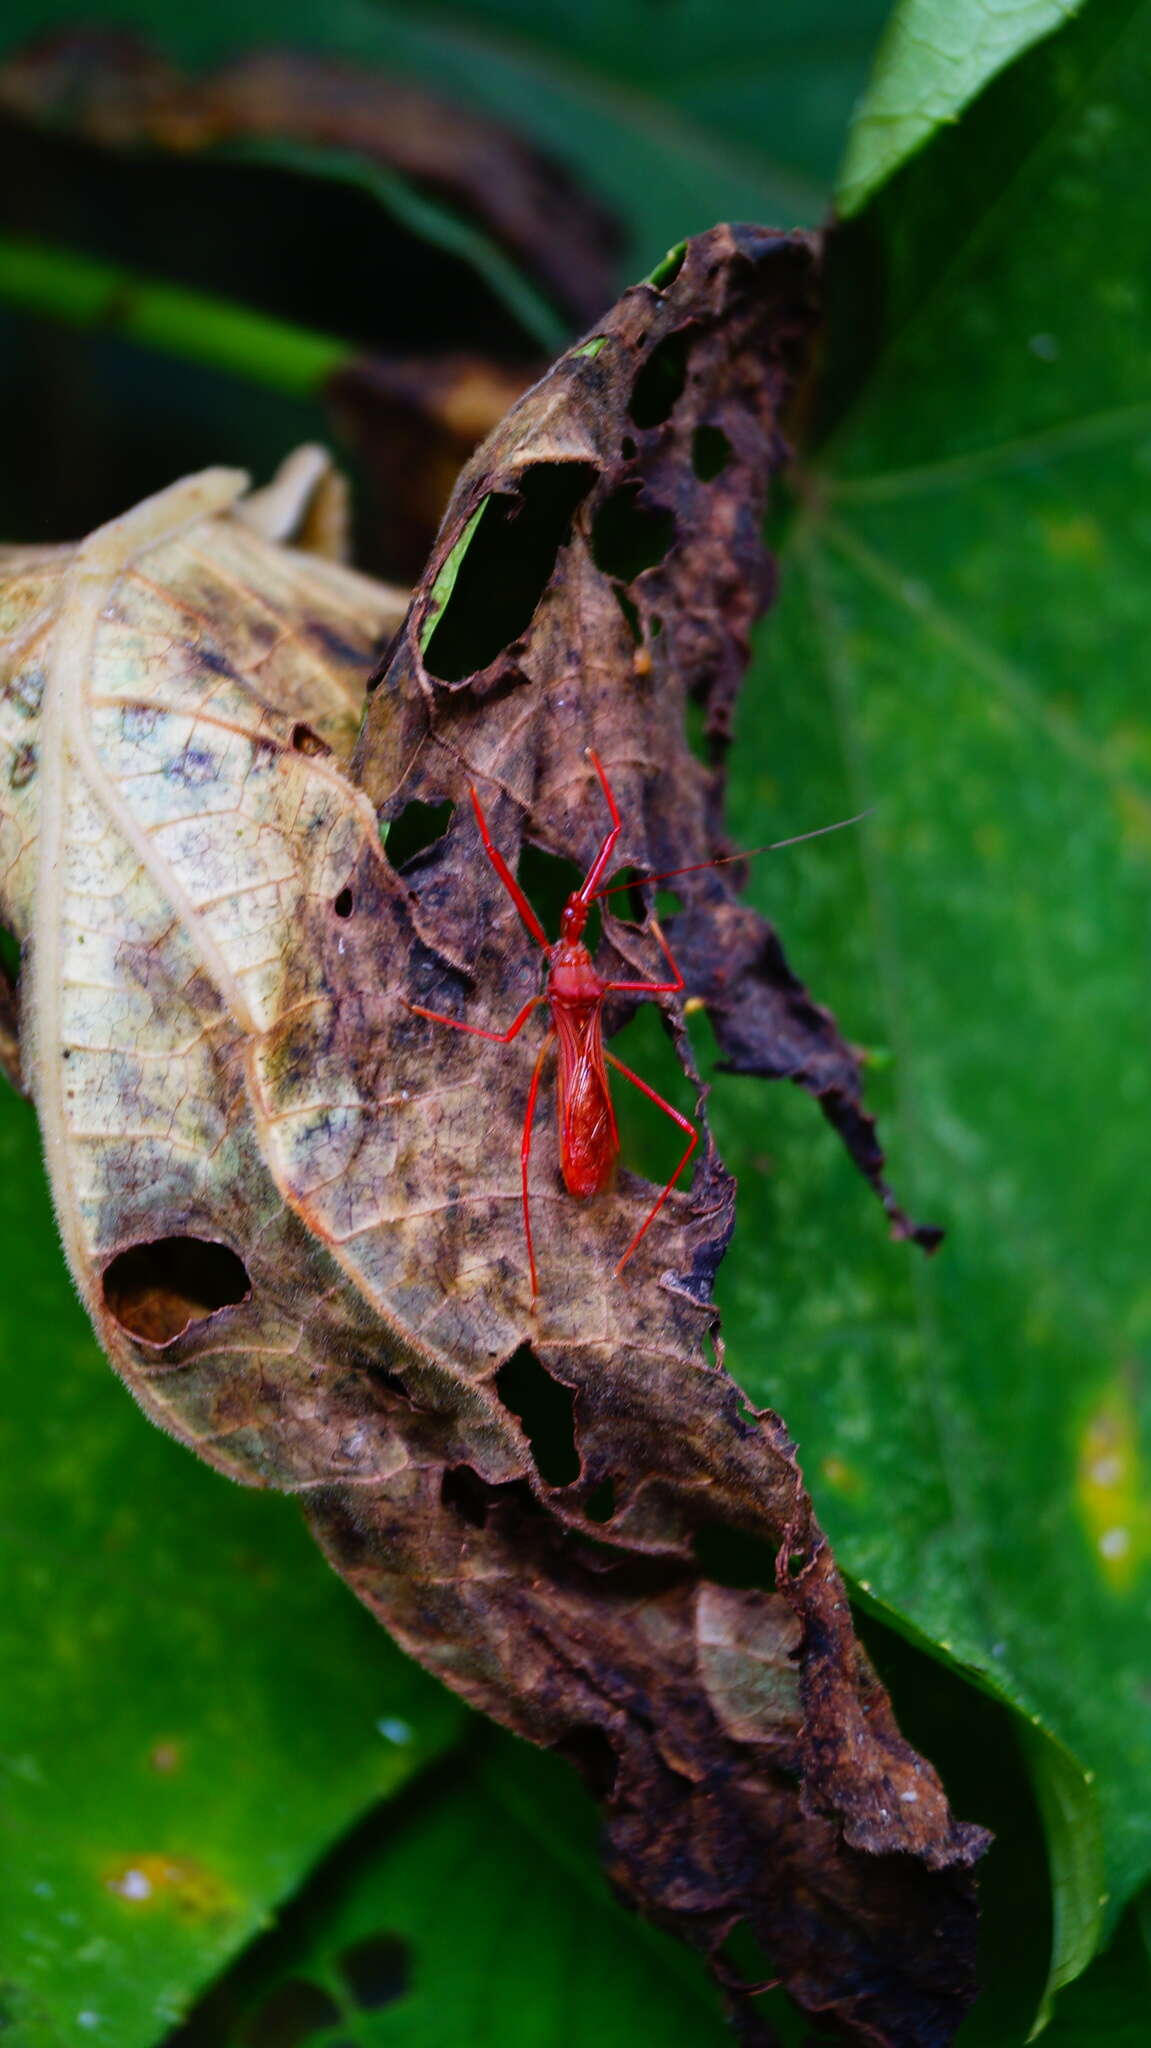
<box><xmin>604</xmin><ymin>1052</ymin><xmax>699</xmax><ymax>1274</ymax></box>
<box><xmin>406</xmin><ymin>992</ymin><xmax>545</xmax><ymax>1043</ymax></box>
<box><xmin>468</xmin><ymin>786</ymin><xmax>549</xmax><ymax>949</ymax></box>
<box><xmin>520</xmin><ymin>1029</ymin><xmax>555</xmax><ymax>1300</ymax></box>
<box><xmin>576</xmin><ymin>751</ymin><xmax>623</xmax><ymax>904</ymax></box>
<box><xmin>604</xmin><ymin>916</ymin><xmax>685</xmax><ymax>998</ymax></box>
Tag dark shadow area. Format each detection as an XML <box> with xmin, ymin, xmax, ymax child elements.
<box><xmin>496</xmin><ymin>1345</ymin><xmax>581</xmax><ymax>1487</ymax></box>
<box><xmin>102</xmin><ymin>1235</ymin><xmax>251</xmax><ymax>1346</ymax></box>
<box><xmin>385</xmin><ymin>799</ymin><xmax>455</xmax><ymax>872</ymax></box>
<box><xmin>691</xmin><ymin>423</ymin><xmax>732</xmax><ymax>480</ymax></box>
<box><xmin>629</xmin><ymin>325</ymin><xmax>693</xmax><ymax>428</ymax></box>
<box><xmin>0</xmin><ymin>119</ymin><xmax>536</xmax><ymax>361</ymax></box>
<box><xmin>423</xmin><ymin>461</ymin><xmax>596</xmax><ymax>680</ymax></box>
<box><xmin>591</xmin><ymin>481</ymin><xmax>675</xmax><ymax>584</ymax></box>
<box><xmin>241</xmin><ymin>1979</ymin><xmax>341</xmax><ymax>2048</ymax></box>
<box><xmin>335</xmin><ymin>1932</ymin><xmax>410</xmax><ymax>2011</ymax></box>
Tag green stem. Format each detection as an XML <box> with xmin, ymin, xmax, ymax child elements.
<box><xmin>0</xmin><ymin>235</ymin><xmax>351</xmax><ymax>396</ymax></box>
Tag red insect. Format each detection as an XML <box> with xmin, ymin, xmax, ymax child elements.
<box><xmin>408</xmin><ymin>751</ymin><xmax>697</xmax><ymax>1298</ymax></box>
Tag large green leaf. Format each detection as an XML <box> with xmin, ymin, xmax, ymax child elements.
<box><xmin>709</xmin><ymin>0</ymin><xmax>1150</xmax><ymax>2011</ymax></box>
<box><xmin>838</xmin><ymin>0</ymin><xmax>1085</xmax><ymax>215</ymax></box>
<box><xmin>1040</xmin><ymin>1896</ymin><xmax>1151</xmax><ymax>2046</ymax></box>
<box><xmin>357</xmin><ymin>0</ymin><xmax>890</xmax><ymax>252</ymax></box>
<box><xmin>167</xmin><ymin>1733</ymin><xmax>735</xmax><ymax>2047</ymax></box>
<box><xmin>0</xmin><ymin>1086</ymin><xmax>464</xmax><ymax>2047</ymax></box>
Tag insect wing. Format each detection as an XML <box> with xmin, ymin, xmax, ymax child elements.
<box><xmin>553</xmin><ymin>1002</ymin><xmax>617</xmax><ymax>1199</ymax></box>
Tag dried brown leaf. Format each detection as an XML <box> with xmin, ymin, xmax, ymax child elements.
<box><xmin>298</xmin><ymin>228</ymin><xmax>982</xmax><ymax>2038</ymax></box>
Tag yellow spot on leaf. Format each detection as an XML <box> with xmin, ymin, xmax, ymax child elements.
<box><xmin>1040</xmin><ymin>514</ymin><xmax>1103</xmax><ymax>563</ymax></box>
<box><xmin>103</xmin><ymin>1853</ymin><xmax>236</xmax><ymax>1923</ymax></box>
<box><xmin>973</xmin><ymin>820</ymin><xmax>1007</xmax><ymax>865</ymax></box>
<box><xmin>820</xmin><ymin>1455</ymin><xmax>863</xmax><ymax>1498</ymax></box>
<box><xmin>147</xmin><ymin>1740</ymin><xmax>182</xmax><ymax>1774</ymax></box>
<box><xmin>1114</xmin><ymin>782</ymin><xmax>1151</xmax><ymax>858</ymax></box>
<box><xmin>1076</xmin><ymin>1379</ymin><xmax>1147</xmax><ymax>1592</ymax></box>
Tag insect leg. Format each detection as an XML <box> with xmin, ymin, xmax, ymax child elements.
<box><xmin>468</xmin><ymin>786</ymin><xmax>550</xmax><ymax>949</ymax></box>
<box><xmin>407</xmin><ymin>993</ymin><xmax>545</xmax><ymax>1043</ymax></box>
<box><xmin>604</xmin><ymin>1052</ymin><xmax>698</xmax><ymax>1275</ymax></box>
<box><xmin>575</xmin><ymin>749</ymin><xmax>623</xmax><ymax>903</ymax></box>
<box><xmin>604</xmin><ymin>915</ymin><xmax>685</xmax><ymax>997</ymax></box>
<box><xmin>521</xmin><ymin>1029</ymin><xmax>555</xmax><ymax>1300</ymax></box>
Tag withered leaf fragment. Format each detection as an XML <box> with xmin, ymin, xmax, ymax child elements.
<box><xmin>0</xmin><ymin>447</ymin><xmax>406</xmax><ymax>1383</ymax></box>
<box><xmin>1</xmin><ymin>241</ymin><xmax>983</xmax><ymax>2044</ymax></box>
<box><xmin>0</xmin><ymin>31</ymin><xmax>621</xmax><ymax>330</ymax></box>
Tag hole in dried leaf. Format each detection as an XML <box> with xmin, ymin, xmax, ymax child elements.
<box><xmin>691</xmin><ymin>423</ymin><xmax>732</xmax><ymax>481</ymax></box>
<box><xmin>629</xmin><ymin>327</ymin><xmax>693</xmax><ymax>428</ymax></box>
<box><xmin>685</xmin><ymin>693</ymin><xmax>712</xmax><ymax>763</ymax></box>
<box><xmin>584</xmin><ymin>1476</ymin><xmax>617</xmax><ymax>1524</ymax></box>
<box><xmin>592</xmin><ymin>484</ymin><xmax>675</xmax><ymax>584</ymax></box>
<box><xmin>621</xmin><ymin>434</ymin><xmax>637</xmax><ymax>461</ymax></box>
<box><xmin>599</xmin><ymin>865</ymin><xmax>649</xmax><ymax>925</ymax></box>
<box><xmin>496</xmin><ymin>1346</ymin><xmax>580</xmax><ymax>1487</ymax></box>
<box><xmin>718</xmin><ymin>1920</ymin><xmax>780</xmax><ymax>1995</ymax></box>
<box><xmin>0</xmin><ymin>923</ymin><xmax>19</xmax><ymax>981</ymax></box>
<box><xmin>606</xmin><ymin>1004</ymin><xmax>696</xmax><ymax>1186</ymax></box>
<box><xmin>289</xmin><ymin>722</ymin><xmax>330</xmax><ymax>758</ymax></box>
<box><xmin>333</xmin><ymin>888</ymin><xmax>355</xmax><ymax>919</ymax></box>
<box><xmin>336</xmin><ymin>1933</ymin><xmax>410</xmax><ymax>2010</ymax></box>
<box><xmin>423</xmin><ymin>462</ymin><xmax>597</xmax><ymax>681</ymax></box>
<box><xmin>241</xmin><ymin>1978</ymin><xmax>341</xmax><ymax>2047</ymax></box>
<box><xmin>517</xmin><ymin>843</ymin><xmax>596</xmax><ymax>949</ymax></box>
<box><xmin>694</xmin><ymin>1523</ymin><xmax>778</xmax><ymax>1591</ymax></box>
<box><xmin>554</xmin><ymin>1725</ymin><xmax>619</xmax><ymax>1799</ymax></box>
<box><xmin>386</xmin><ymin>799</ymin><xmax>456</xmax><ymax>871</ymax></box>
<box><xmin>441</xmin><ymin>1465</ymin><xmax>489</xmax><ymax>1528</ymax></box>
<box><xmin>103</xmin><ymin>1237</ymin><xmax>251</xmax><ymax>1347</ymax></box>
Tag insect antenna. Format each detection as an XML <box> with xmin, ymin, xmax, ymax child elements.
<box><xmin>591</xmin><ymin>809</ymin><xmax>873</xmax><ymax>902</ymax></box>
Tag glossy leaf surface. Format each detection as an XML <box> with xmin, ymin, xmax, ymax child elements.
<box><xmin>710</xmin><ymin>0</ymin><xmax>1151</xmax><ymax>2013</ymax></box>
<box><xmin>0</xmin><ymin>1084</ymin><xmax>463</xmax><ymax>2048</ymax></box>
<box><xmin>838</xmin><ymin>0</ymin><xmax>1084</xmax><ymax>214</ymax></box>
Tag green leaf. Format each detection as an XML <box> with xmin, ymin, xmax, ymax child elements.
<box><xmin>168</xmin><ymin>1733</ymin><xmax>733</xmax><ymax>2047</ymax></box>
<box><xmin>419</xmin><ymin>501</ymin><xmax>488</xmax><ymax>653</ymax></box>
<box><xmin>710</xmin><ymin>0</ymin><xmax>1150</xmax><ymax>2017</ymax></box>
<box><xmin>838</xmin><ymin>0</ymin><xmax>1085</xmax><ymax>216</ymax></box>
<box><xmin>343</xmin><ymin>0</ymin><xmax>888</xmax><ymax>259</ymax></box>
<box><xmin>0</xmin><ymin>1088</ymin><xmax>465</xmax><ymax>2047</ymax></box>
<box><xmin>1039</xmin><ymin>1896</ymin><xmax>1151</xmax><ymax>2046</ymax></box>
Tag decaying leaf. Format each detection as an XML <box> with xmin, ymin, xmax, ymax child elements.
<box><xmin>0</xmin><ymin>29</ymin><xmax>621</xmax><ymax>331</ymax></box>
<box><xmin>0</xmin><ymin>444</ymin><xmax>405</xmax><ymax>1348</ymax></box>
<box><xmin>1</xmin><ymin>236</ymin><xmax>986</xmax><ymax>2045</ymax></box>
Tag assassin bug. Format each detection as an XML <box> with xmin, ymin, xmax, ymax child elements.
<box><xmin>408</xmin><ymin>752</ymin><xmax>866</xmax><ymax>1298</ymax></box>
<box><xmin>408</xmin><ymin>751</ymin><xmax>695</xmax><ymax>1298</ymax></box>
